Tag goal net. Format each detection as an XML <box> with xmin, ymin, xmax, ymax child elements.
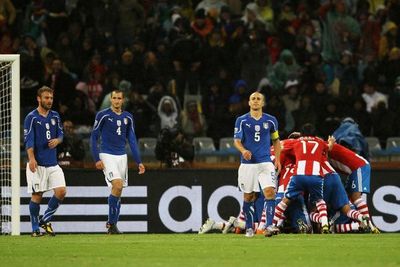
<box><xmin>0</xmin><ymin>55</ymin><xmax>20</xmax><ymax>235</ymax></box>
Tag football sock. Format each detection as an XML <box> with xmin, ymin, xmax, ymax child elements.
<box><xmin>108</xmin><ymin>194</ymin><xmax>119</xmax><ymax>224</ymax></box>
<box><xmin>272</xmin><ymin>201</ymin><xmax>287</xmax><ymax>226</ymax></box>
<box><xmin>243</xmin><ymin>201</ymin><xmax>255</xmax><ymax>230</ymax></box>
<box><xmin>41</xmin><ymin>195</ymin><xmax>62</xmax><ymax>223</ymax></box>
<box><xmin>309</xmin><ymin>211</ymin><xmax>321</xmax><ymax>223</ymax></box>
<box><xmin>346</xmin><ymin>209</ymin><xmax>363</xmax><ymax>222</ymax></box>
<box><xmin>265</xmin><ymin>199</ymin><xmax>276</xmax><ymax>227</ymax></box>
<box><xmin>354</xmin><ymin>198</ymin><xmax>370</xmax><ymax>218</ymax></box>
<box><xmin>335</xmin><ymin>222</ymin><xmax>359</xmax><ymax>233</ymax></box>
<box><xmin>116</xmin><ymin>198</ymin><xmax>121</xmax><ymax>222</ymax></box>
<box><xmin>316</xmin><ymin>200</ymin><xmax>328</xmax><ymax>226</ymax></box>
<box><xmin>29</xmin><ymin>201</ymin><xmax>40</xmax><ymax>231</ymax></box>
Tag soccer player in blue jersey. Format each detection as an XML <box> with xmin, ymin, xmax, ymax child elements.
<box><xmin>233</xmin><ymin>92</ymin><xmax>281</xmax><ymax>237</ymax></box>
<box><xmin>24</xmin><ymin>86</ymin><xmax>67</xmax><ymax>237</ymax></box>
<box><xmin>91</xmin><ymin>89</ymin><xmax>145</xmax><ymax>234</ymax></box>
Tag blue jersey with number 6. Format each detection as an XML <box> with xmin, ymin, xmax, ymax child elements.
<box><xmin>90</xmin><ymin>108</ymin><xmax>141</xmax><ymax>164</ymax></box>
<box><xmin>23</xmin><ymin>109</ymin><xmax>64</xmax><ymax>167</ymax></box>
<box><xmin>234</xmin><ymin>112</ymin><xmax>279</xmax><ymax>163</ymax></box>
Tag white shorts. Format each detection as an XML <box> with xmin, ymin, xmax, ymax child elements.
<box><xmin>100</xmin><ymin>153</ymin><xmax>128</xmax><ymax>187</ymax></box>
<box><xmin>238</xmin><ymin>162</ymin><xmax>277</xmax><ymax>193</ymax></box>
<box><xmin>26</xmin><ymin>164</ymin><xmax>66</xmax><ymax>193</ymax></box>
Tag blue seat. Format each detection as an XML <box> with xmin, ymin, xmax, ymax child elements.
<box><xmin>386</xmin><ymin>137</ymin><xmax>400</xmax><ymax>154</ymax></box>
<box><xmin>218</xmin><ymin>137</ymin><xmax>238</xmax><ymax>155</ymax></box>
<box><xmin>193</xmin><ymin>137</ymin><xmax>216</xmax><ymax>155</ymax></box>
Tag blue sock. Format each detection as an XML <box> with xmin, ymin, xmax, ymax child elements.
<box><xmin>265</xmin><ymin>199</ymin><xmax>276</xmax><ymax>227</ymax></box>
<box><xmin>41</xmin><ymin>196</ymin><xmax>62</xmax><ymax>224</ymax></box>
<box><xmin>108</xmin><ymin>195</ymin><xmax>119</xmax><ymax>225</ymax></box>
<box><xmin>116</xmin><ymin>198</ymin><xmax>121</xmax><ymax>222</ymax></box>
<box><xmin>29</xmin><ymin>201</ymin><xmax>40</xmax><ymax>231</ymax></box>
<box><xmin>243</xmin><ymin>201</ymin><xmax>255</xmax><ymax>230</ymax></box>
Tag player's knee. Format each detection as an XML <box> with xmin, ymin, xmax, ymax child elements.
<box><xmin>263</xmin><ymin>187</ymin><xmax>275</xmax><ymax>199</ymax></box>
<box><xmin>243</xmin><ymin>192</ymin><xmax>256</xmax><ymax>202</ymax></box>
<box><xmin>54</xmin><ymin>187</ymin><xmax>67</xmax><ymax>200</ymax></box>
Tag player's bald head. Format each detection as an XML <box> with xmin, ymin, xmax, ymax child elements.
<box><xmin>249</xmin><ymin>92</ymin><xmax>265</xmax><ymax>103</ymax></box>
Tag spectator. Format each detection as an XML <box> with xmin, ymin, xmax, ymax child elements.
<box><xmin>371</xmin><ymin>100</ymin><xmax>398</xmax><ymax>147</ymax></box>
<box><xmin>0</xmin><ymin>0</ymin><xmax>16</xmax><ymax>32</ymax></box>
<box><xmin>268</xmin><ymin>49</ymin><xmax>301</xmax><ymax>92</ymax></box>
<box><xmin>378</xmin><ymin>21</ymin><xmax>398</xmax><ymax>60</ymax></box>
<box><xmin>319</xmin><ymin>0</ymin><xmax>361</xmax><ymax>62</ymax></box>
<box><xmin>361</xmin><ymin>81</ymin><xmax>388</xmax><ymax>113</ymax></box>
<box><xmin>180</xmin><ymin>100</ymin><xmax>208</xmax><ymax>140</ymax></box>
<box><xmin>157</xmin><ymin>95</ymin><xmax>180</xmax><ymax>130</ymax></box>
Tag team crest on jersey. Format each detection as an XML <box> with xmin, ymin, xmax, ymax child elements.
<box><xmin>124</xmin><ymin>118</ymin><xmax>128</xmax><ymax>125</ymax></box>
<box><xmin>234</xmin><ymin>127</ymin><xmax>239</xmax><ymax>133</ymax></box>
<box><xmin>45</xmin><ymin>123</ymin><xmax>50</xmax><ymax>130</ymax></box>
<box><xmin>263</xmin><ymin>122</ymin><xmax>269</xmax><ymax>129</ymax></box>
<box><xmin>94</xmin><ymin>120</ymin><xmax>98</xmax><ymax>127</ymax></box>
<box><xmin>117</xmin><ymin>120</ymin><xmax>121</xmax><ymax>126</ymax></box>
<box><xmin>255</xmin><ymin>125</ymin><xmax>260</xmax><ymax>131</ymax></box>
<box><xmin>51</xmin><ymin>118</ymin><xmax>56</xmax><ymax>125</ymax></box>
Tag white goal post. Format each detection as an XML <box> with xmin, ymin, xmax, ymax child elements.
<box><xmin>0</xmin><ymin>55</ymin><xmax>20</xmax><ymax>235</ymax></box>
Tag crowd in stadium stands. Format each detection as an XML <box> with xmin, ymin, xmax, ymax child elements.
<box><xmin>1</xmin><ymin>0</ymin><xmax>400</xmax><ymax>149</ymax></box>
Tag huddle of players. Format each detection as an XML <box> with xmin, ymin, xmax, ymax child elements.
<box><xmin>199</xmin><ymin>125</ymin><xmax>379</xmax><ymax>235</ymax></box>
<box><xmin>264</xmin><ymin>125</ymin><xmax>379</xmax><ymax>236</ymax></box>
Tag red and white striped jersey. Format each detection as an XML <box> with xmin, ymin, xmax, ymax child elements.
<box><xmin>329</xmin><ymin>144</ymin><xmax>369</xmax><ymax>175</ymax></box>
<box><xmin>277</xmin><ymin>164</ymin><xmax>295</xmax><ymax>193</ymax></box>
<box><xmin>291</xmin><ymin>136</ymin><xmax>329</xmax><ymax>176</ymax></box>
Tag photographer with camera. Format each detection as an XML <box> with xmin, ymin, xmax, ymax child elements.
<box><xmin>155</xmin><ymin>127</ymin><xmax>194</xmax><ymax>168</ymax></box>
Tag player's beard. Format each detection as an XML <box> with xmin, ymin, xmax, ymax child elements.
<box><xmin>40</xmin><ymin>100</ymin><xmax>52</xmax><ymax>111</ymax></box>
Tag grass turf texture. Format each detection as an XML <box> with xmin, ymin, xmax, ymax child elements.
<box><xmin>0</xmin><ymin>234</ymin><xmax>399</xmax><ymax>267</ymax></box>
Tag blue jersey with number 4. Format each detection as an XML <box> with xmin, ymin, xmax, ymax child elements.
<box><xmin>24</xmin><ymin>109</ymin><xmax>64</xmax><ymax>167</ymax></box>
<box><xmin>90</xmin><ymin>108</ymin><xmax>141</xmax><ymax>164</ymax></box>
<box><xmin>234</xmin><ymin>112</ymin><xmax>279</xmax><ymax>163</ymax></box>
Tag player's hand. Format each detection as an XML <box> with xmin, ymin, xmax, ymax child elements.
<box><xmin>95</xmin><ymin>160</ymin><xmax>104</xmax><ymax>170</ymax></box>
<box><xmin>275</xmin><ymin>160</ymin><xmax>282</xmax><ymax>175</ymax></box>
<box><xmin>48</xmin><ymin>138</ymin><xmax>60</xmax><ymax>149</ymax></box>
<box><xmin>28</xmin><ymin>159</ymin><xmax>37</xmax><ymax>172</ymax></box>
<box><xmin>242</xmin><ymin>150</ymin><xmax>252</xmax><ymax>161</ymax></box>
<box><xmin>138</xmin><ymin>163</ymin><xmax>145</xmax><ymax>174</ymax></box>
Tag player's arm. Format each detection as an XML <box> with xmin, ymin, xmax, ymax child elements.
<box><xmin>127</xmin><ymin>116</ymin><xmax>145</xmax><ymax>174</ymax></box>
<box><xmin>270</xmin><ymin>116</ymin><xmax>281</xmax><ymax>172</ymax></box>
<box><xmin>272</xmin><ymin>135</ymin><xmax>281</xmax><ymax>173</ymax></box>
<box><xmin>234</xmin><ymin>139</ymin><xmax>252</xmax><ymax>161</ymax></box>
<box><xmin>90</xmin><ymin>113</ymin><xmax>104</xmax><ymax>170</ymax></box>
<box><xmin>233</xmin><ymin>118</ymin><xmax>251</xmax><ymax>160</ymax></box>
<box><xmin>24</xmin><ymin>115</ymin><xmax>37</xmax><ymax>172</ymax></box>
<box><xmin>48</xmin><ymin>114</ymin><xmax>64</xmax><ymax>149</ymax></box>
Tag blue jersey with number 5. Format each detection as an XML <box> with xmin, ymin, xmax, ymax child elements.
<box><xmin>234</xmin><ymin>112</ymin><xmax>279</xmax><ymax>163</ymax></box>
<box><xmin>90</xmin><ymin>108</ymin><xmax>141</xmax><ymax>164</ymax></box>
<box><xmin>24</xmin><ymin>109</ymin><xmax>64</xmax><ymax>167</ymax></box>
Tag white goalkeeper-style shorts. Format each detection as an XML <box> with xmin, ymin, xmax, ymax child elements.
<box><xmin>238</xmin><ymin>162</ymin><xmax>277</xmax><ymax>193</ymax></box>
<box><xmin>26</xmin><ymin>164</ymin><xmax>66</xmax><ymax>193</ymax></box>
<box><xmin>100</xmin><ymin>153</ymin><xmax>128</xmax><ymax>187</ymax></box>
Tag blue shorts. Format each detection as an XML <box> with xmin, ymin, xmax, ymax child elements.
<box><xmin>346</xmin><ymin>164</ymin><xmax>371</xmax><ymax>193</ymax></box>
<box><xmin>285</xmin><ymin>175</ymin><xmax>324</xmax><ymax>203</ymax></box>
<box><xmin>276</xmin><ymin>192</ymin><xmax>308</xmax><ymax>231</ymax></box>
<box><xmin>324</xmin><ymin>173</ymin><xmax>349</xmax><ymax>211</ymax></box>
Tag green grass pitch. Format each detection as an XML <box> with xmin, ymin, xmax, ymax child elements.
<box><xmin>0</xmin><ymin>234</ymin><xmax>399</xmax><ymax>267</ymax></box>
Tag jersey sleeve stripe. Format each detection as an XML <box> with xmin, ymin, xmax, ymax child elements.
<box><xmin>25</xmin><ymin>116</ymin><xmax>36</xmax><ymax>137</ymax></box>
<box><xmin>268</xmin><ymin>119</ymin><xmax>277</xmax><ymax>132</ymax></box>
<box><xmin>93</xmin><ymin>114</ymin><xmax>109</xmax><ymax>131</ymax></box>
<box><xmin>237</xmin><ymin>119</ymin><xmax>245</xmax><ymax>134</ymax></box>
<box><xmin>127</xmin><ymin>116</ymin><xmax>135</xmax><ymax>132</ymax></box>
